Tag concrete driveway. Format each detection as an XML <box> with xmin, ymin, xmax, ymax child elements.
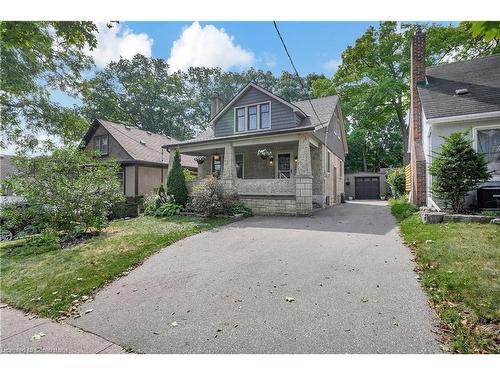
<box><xmin>71</xmin><ymin>201</ymin><xmax>439</xmax><ymax>353</ymax></box>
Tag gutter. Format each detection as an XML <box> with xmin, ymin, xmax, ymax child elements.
<box><xmin>163</xmin><ymin>126</ymin><xmax>315</xmax><ymax>151</ymax></box>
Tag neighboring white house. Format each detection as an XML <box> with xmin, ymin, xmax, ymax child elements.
<box><xmin>408</xmin><ymin>27</ymin><xmax>500</xmax><ymax>209</ymax></box>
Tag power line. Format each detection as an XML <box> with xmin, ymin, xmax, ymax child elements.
<box><xmin>272</xmin><ymin>21</ymin><xmax>323</xmax><ymax>126</ymax></box>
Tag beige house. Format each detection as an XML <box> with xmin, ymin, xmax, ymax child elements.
<box><xmin>165</xmin><ymin>82</ymin><xmax>348</xmax><ymax>215</ymax></box>
<box><xmin>82</xmin><ymin>119</ymin><xmax>197</xmax><ymax>197</ymax></box>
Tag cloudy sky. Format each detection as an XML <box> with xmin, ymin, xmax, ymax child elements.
<box><xmin>86</xmin><ymin>21</ymin><xmax>381</xmax><ymax>75</ymax></box>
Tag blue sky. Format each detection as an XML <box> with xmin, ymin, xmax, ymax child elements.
<box><xmin>124</xmin><ymin>21</ymin><xmax>378</xmax><ymax>75</ymax></box>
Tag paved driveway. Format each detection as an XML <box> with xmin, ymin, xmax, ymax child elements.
<box><xmin>71</xmin><ymin>201</ymin><xmax>439</xmax><ymax>353</ymax></box>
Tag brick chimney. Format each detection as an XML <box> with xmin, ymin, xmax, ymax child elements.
<box><xmin>409</xmin><ymin>25</ymin><xmax>427</xmax><ymax>206</ymax></box>
<box><xmin>210</xmin><ymin>93</ymin><xmax>223</xmax><ymax>120</ymax></box>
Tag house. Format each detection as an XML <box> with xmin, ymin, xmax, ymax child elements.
<box><xmin>164</xmin><ymin>82</ymin><xmax>347</xmax><ymax>216</ymax></box>
<box><xmin>409</xmin><ymin>28</ymin><xmax>500</xmax><ymax>209</ymax></box>
<box><xmin>344</xmin><ymin>171</ymin><xmax>388</xmax><ymax>200</ymax></box>
<box><xmin>82</xmin><ymin>119</ymin><xmax>197</xmax><ymax>197</ymax></box>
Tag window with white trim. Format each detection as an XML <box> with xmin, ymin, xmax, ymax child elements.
<box><xmin>234</xmin><ymin>102</ymin><xmax>271</xmax><ymax>132</ymax></box>
<box><xmin>94</xmin><ymin>135</ymin><xmax>109</xmax><ymax>155</ymax></box>
<box><xmin>474</xmin><ymin>126</ymin><xmax>500</xmax><ymax>179</ymax></box>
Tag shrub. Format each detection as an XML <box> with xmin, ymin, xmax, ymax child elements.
<box><xmin>190</xmin><ymin>176</ymin><xmax>238</xmax><ymax>217</ymax></box>
<box><xmin>229</xmin><ymin>202</ymin><xmax>253</xmax><ymax>217</ymax></box>
<box><xmin>387</xmin><ymin>167</ymin><xmax>406</xmax><ymax>198</ymax></box>
<box><xmin>0</xmin><ymin>203</ymin><xmax>46</xmax><ymax>238</ymax></box>
<box><xmin>183</xmin><ymin>168</ymin><xmax>195</xmax><ymax>182</ymax></box>
<box><xmin>167</xmin><ymin>149</ymin><xmax>188</xmax><ymax>206</ymax></box>
<box><xmin>429</xmin><ymin>132</ymin><xmax>491</xmax><ymax>213</ymax></box>
<box><xmin>389</xmin><ymin>195</ymin><xmax>417</xmax><ymax>222</ymax></box>
<box><xmin>155</xmin><ymin>202</ymin><xmax>182</xmax><ymax>217</ymax></box>
<box><xmin>8</xmin><ymin>147</ymin><xmax>124</xmax><ymax>237</ymax></box>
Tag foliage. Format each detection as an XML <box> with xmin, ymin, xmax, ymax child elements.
<box><xmin>109</xmin><ymin>196</ymin><xmax>143</xmax><ymax>220</ymax></box>
<box><xmin>312</xmin><ymin>21</ymin><xmax>500</xmax><ymax>168</ymax></box>
<box><xmin>397</xmin><ymin>214</ymin><xmax>499</xmax><ymax>353</ymax></box>
<box><xmin>229</xmin><ymin>202</ymin><xmax>253</xmax><ymax>217</ymax></box>
<box><xmin>183</xmin><ymin>168</ymin><xmax>195</xmax><ymax>182</ymax></box>
<box><xmin>190</xmin><ymin>176</ymin><xmax>238</xmax><ymax>217</ymax></box>
<box><xmin>0</xmin><ymin>203</ymin><xmax>45</xmax><ymax>238</ymax></box>
<box><xmin>2</xmin><ymin>232</ymin><xmax>61</xmax><ymax>257</ymax></box>
<box><xmin>0</xmin><ymin>215</ymin><xmax>231</xmax><ymax>318</ymax></box>
<box><xmin>8</xmin><ymin>146</ymin><xmax>124</xmax><ymax>237</ymax></box>
<box><xmin>479</xmin><ymin>210</ymin><xmax>500</xmax><ymax>218</ymax></box>
<box><xmin>167</xmin><ymin>150</ymin><xmax>189</xmax><ymax>207</ymax></box>
<box><xmin>156</xmin><ymin>184</ymin><xmax>169</xmax><ymax>207</ymax></box>
<box><xmin>257</xmin><ymin>149</ymin><xmax>273</xmax><ymax>159</ymax></box>
<box><xmin>429</xmin><ymin>132</ymin><xmax>491</xmax><ymax>213</ymax></box>
<box><xmin>0</xmin><ymin>21</ymin><xmax>98</xmax><ymax>152</ymax></box>
<box><xmin>387</xmin><ymin>167</ymin><xmax>406</xmax><ymax>198</ymax></box>
<box><xmin>155</xmin><ymin>202</ymin><xmax>182</xmax><ymax>217</ymax></box>
<box><xmin>470</xmin><ymin>21</ymin><xmax>500</xmax><ymax>42</ymax></box>
<box><xmin>388</xmin><ymin>195</ymin><xmax>417</xmax><ymax>221</ymax></box>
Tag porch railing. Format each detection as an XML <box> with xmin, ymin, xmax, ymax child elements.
<box><xmin>234</xmin><ymin>178</ymin><xmax>295</xmax><ymax>196</ymax></box>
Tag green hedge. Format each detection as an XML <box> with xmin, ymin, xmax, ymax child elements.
<box><xmin>109</xmin><ymin>196</ymin><xmax>144</xmax><ymax>219</ymax></box>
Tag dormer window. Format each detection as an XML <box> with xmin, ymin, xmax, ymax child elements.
<box><xmin>94</xmin><ymin>135</ymin><xmax>109</xmax><ymax>155</ymax></box>
<box><xmin>234</xmin><ymin>101</ymin><xmax>271</xmax><ymax>132</ymax></box>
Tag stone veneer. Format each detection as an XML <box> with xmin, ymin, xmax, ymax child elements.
<box><xmin>240</xmin><ymin>196</ymin><xmax>296</xmax><ymax>215</ymax></box>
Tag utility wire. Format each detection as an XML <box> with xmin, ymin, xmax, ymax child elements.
<box><xmin>272</xmin><ymin>21</ymin><xmax>323</xmax><ymax>126</ymax></box>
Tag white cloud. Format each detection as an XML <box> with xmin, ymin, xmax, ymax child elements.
<box><xmin>323</xmin><ymin>58</ymin><xmax>341</xmax><ymax>73</ymax></box>
<box><xmin>86</xmin><ymin>23</ymin><xmax>153</xmax><ymax>68</ymax></box>
<box><xmin>167</xmin><ymin>22</ymin><xmax>254</xmax><ymax>72</ymax></box>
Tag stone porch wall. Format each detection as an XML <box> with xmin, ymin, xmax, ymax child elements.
<box><xmin>240</xmin><ymin>195</ymin><xmax>296</xmax><ymax>215</ymax></box>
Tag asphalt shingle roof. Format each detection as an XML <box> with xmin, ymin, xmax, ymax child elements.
<box><xmin>170</xmin><ymin>95</ymin><xmax>339</xmax><ymax>146</ymax></box>
<box><xmin>94</xmin><ymin>119</ymin><xmax>197</xmax><ymax>168</ymax></box>
<box><xmin>418</xmin><ymin>54</ymin><xmax>500</xmax><ymax>119</ymax></box>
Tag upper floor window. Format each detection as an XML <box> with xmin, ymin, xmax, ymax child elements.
<box><xmin>260</xmin><ymin>103</ymin><xmax>270</xmax><ymax>129</ymax></box>
<box><xmin>94</xmin><ymin>135</ymin><xmax>109</xmax><ymax>155</ymax></box>
<box><xmin>236</xmin><ymin>108</ymin><xmax>245</xmax><ymax>132</ymax></box>
<box><xmin>248</xmin><ymin>105</ymin><xmax>257</xmax><ymax>130</ymax></box>
<box><xmin>234</xmin><ymin>102</ymin><xmax>271</xmax><ymax>132</ymax></box>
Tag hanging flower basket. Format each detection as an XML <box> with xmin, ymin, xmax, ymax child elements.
<box><xmin>194</xmin><ymin>155</ymin><xmax>206</xmax><ymax>164</ymax></box>
<box><xmin>257</xmin><ymin>149</ymin><xmax>272</xmax><ymax>160</ymax></box>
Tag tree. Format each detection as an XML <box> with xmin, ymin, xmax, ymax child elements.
<box><xmin>0</xmin><ymin>21</ymin><xmax>98</xmax><ymax>151</ymax></box>
<box><xmin>9</xmin><ymin>146</ymin><xmax>124</xmax><ymax>236</ymax></box>
<box><xmin>429</xmin><ymin>132</ymin><xmax>491</xmax><ymax>213</ymax></box>
<box><xmin>470</xmin><ymin>21</ymin><xmax>500</xmax><ymax>43</ymax></box>
<box><xmin>387</xmin><ymin>167</ymin><xmax>406</xmax><ymax>198</ymax></box>
<box><xmin>166</xmin><ymin>149</ymin><xmax>188</xmax><ymax>206</ymax></box>
<box><xmin>312</xmin><ymin>21</ymin><xmax>499</xmax><ymax>166</ymax></box>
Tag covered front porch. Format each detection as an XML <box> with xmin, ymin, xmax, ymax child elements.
<box><xmin>170</xmin><ymin>132</ymin><xmax>323</xmax><ymax>215</ymax></box>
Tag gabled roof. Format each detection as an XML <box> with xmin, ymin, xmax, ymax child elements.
<box><xmin>166</xmin><ymin>95</ymin><xmax>345</xmax><ymax>149</ymax></box>
<box><xmin>417</xmin><ymin>54</ymin><xmax>500</xmax><ymax>120</ymax></box>
<box><xmin>82</xmin><ymin>119</ymin><xmax>197</xmax><ymax>168</ymax></box>
<box><xmin>209</xmin><ymin>82</ymin><xmax>308</xmax><ymax>125</ymax></box>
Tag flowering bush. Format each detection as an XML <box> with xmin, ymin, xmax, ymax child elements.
<box><xmin>190</xmin><ymin>176</ymin><xmax>238</xmax><ymax>217</ymax></box>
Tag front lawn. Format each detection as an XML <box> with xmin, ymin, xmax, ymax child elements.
<box><xmin>0</xmin><ymin>215</ymin><xmax>231</xmax><ymax>319</ymax></box>
<box><xmin>390</xmin><ymin>198</ymin><xmax>500</xmax><ymax>353</ymax></box>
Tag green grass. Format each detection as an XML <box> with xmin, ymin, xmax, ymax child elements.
<box><xmin>0</xmin><ymin>215</ymin><xmax>231</xmax><ymax>319</ymax></box>
<box><xmin>389</xmin><ymin>198</ymin><xmax>500</xmax><ymax>353</ymax></box>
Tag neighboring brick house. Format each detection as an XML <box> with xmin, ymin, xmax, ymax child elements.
<box><xmin>164</xmin><ymin>82</ymin><xmax>348</xmax><ymax>216</ymax></box>
<box><xmin>408</xmin><ymin>28</ymin><xmax>500</xmax><ymax>209</ymax></box>
<box><xmin>82</xmin><ymin>119</ymin><xmax>197</xmax><ymax>197</ymax></box>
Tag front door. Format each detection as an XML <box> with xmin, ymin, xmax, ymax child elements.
<box><xmin>277</xmin><ymin>153</ymin><xmax>291</xmax><ymax>178</ymax></box>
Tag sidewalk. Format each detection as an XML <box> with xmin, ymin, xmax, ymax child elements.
<box><xmin>0</xmin><ymin>305</ymin><xmax>125</xmax><ymax>354</ymax></box>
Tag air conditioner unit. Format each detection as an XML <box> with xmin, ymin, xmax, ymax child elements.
<box><xmin>477</xmin><ymin>186</ymin><xmax>500</xmax><ymax>209</ymax></box>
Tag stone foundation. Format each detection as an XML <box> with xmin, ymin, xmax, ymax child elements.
<box><xmin>240</xmin><ymin>195</ymin><xmax>296</xmax><ymax>216</ymax></box>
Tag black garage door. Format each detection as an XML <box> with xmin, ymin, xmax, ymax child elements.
<box><xmin>355</xmin><ymin>177</ymin><xmax>380</xmax><ymax>199</ymax></box>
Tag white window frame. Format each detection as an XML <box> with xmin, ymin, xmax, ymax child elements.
<box><xmin>235</xmin><ymin>153</ymin><xmax>245</xmax><ymax>179</ymax></box>
<box><xmin>234</xmin><ymin>101</ymin><xmax>272</xmax><ymax>133</ymax></box>
<box><xmin>472</xmin><ymin>124</ymin><xmax>500</xmax><ymax>181</ymax></box>
<box><xmin>94</xmin><ymin>135</ymin><xmax>109</xmax><ymax>155</ymax></box>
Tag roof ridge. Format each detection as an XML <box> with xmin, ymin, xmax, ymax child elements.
<box><xmin>98</xmin><ymin>119</ymin><xmax>179</xmax><ymax>143</ymax></box>
<box><xmin>292</xmin><ymin>95</ymin><xmax>338</xmax><ymax>105</ymax></box>
<box><xmin>426</xmin><ymin>54</ymin><xmax>500</xmax><ymax>71</ymax></box>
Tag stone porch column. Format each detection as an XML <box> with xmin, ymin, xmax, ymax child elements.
<box><xmin>295</xmin><ymin>134</ymin><xmax>313</xmax><ymax>215</ymax></box>
<box><xmin>221</xmin><ymin>143</ymin><xmax>236</xmax><ymax>193</ymax></box>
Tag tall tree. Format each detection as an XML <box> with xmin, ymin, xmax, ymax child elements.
<box><xmin>81</xmin><ymin>55</ymin><xmax>193</xmax><ymax>140</ymax></box>
<box><xmin>0</xmin><ymin>21</ymin><xmax>98</xmax><ymax>151</ymax></box>
<box><xmin>313</xmin><ymin>21</ymin><xmax>499</xmax><ymax>167</ymax></box>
